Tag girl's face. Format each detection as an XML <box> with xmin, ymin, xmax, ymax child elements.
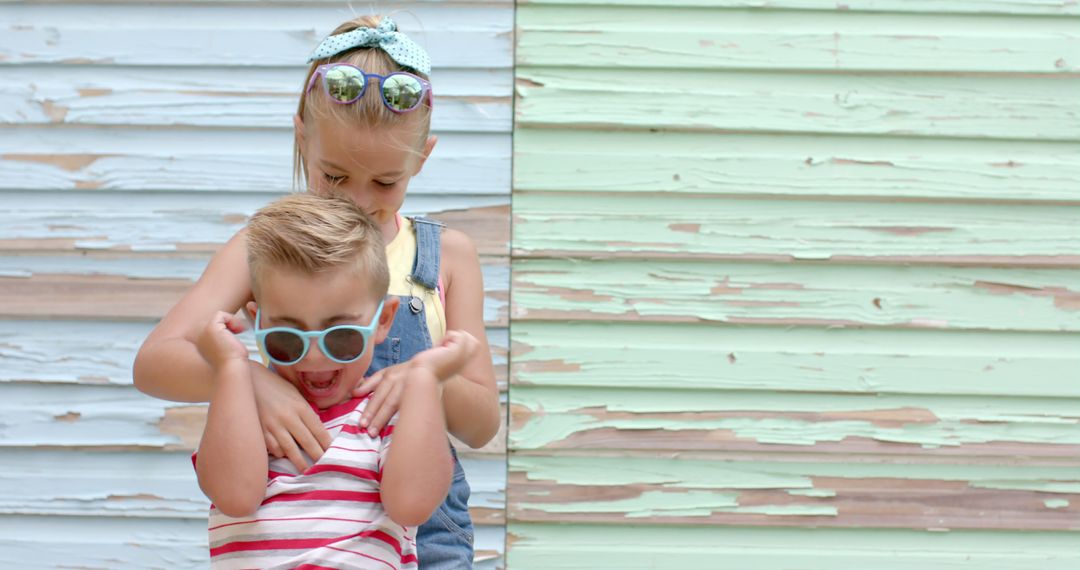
<box><xmin>299</xmin><ymin>114</ymin><xmax>435</xmax><ymax>240</ymax></box>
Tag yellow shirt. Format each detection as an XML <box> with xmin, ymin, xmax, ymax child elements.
<box><xmin>385</xmin><ymin>216</ymin><xmax>446</xmax><ymax>345</ymax></box>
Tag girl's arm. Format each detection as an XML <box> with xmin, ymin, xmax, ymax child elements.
<box><xmin>133</xmin><ymin>230</ymin><xmax>332</xmax><ymax>469</ymax></box>
<box><xmin>438</xmin><ymin>229</ymin><xmax>501</xmax><ymax>447</ymax></box>
<box><xmin>194</xmin><ymin>312</ymin><xmax>268</xmax><ymax>518</ymax></box>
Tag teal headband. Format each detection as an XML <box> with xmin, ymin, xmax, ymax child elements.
<box><xmin>306</xmin><ymin>18</ymin><xmax>432</xmax><ymax>76</ymax></box>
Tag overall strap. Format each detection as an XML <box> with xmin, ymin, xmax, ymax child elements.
<box><xmin>409</xmin><ymin>216</ymin><xmax>444</xmax><ymax>290</ymax></box>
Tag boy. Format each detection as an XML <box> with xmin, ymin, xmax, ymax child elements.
<box><xmin>193</xmin><ymin>193</ymin><xmax>476</xmax><ymax>569</ymax></box>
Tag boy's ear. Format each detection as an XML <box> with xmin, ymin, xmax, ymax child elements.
<box><xmin>413</xmin><ymin>135</ymin><xmax>438</xmax><ymax>175</ymax></box>
<box><xmin>374</xmin><ymin>297</ymin><xmax>400</xmax><ymax>344</ymax></box>
<box><xmin>244</xmin><ymin>301</ymin><xmax>258</xmax><ymax>324</ymax></box>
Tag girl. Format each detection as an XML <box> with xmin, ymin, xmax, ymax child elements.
<box><xmin>133</xmin><ymin>15</ymin><xmax>500</xmax><ymax>569</ymax></box>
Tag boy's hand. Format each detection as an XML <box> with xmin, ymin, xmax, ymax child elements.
<box><xmin>196</xmin><ymin>311</ymin><xmax>250</xmax><ymax>369</ymax></box>
<box><xmin>411</xmin><ymin>330</ymin><xmax>478</xmax><ymax>381</ymax></box>
<box><xmin>353</xmin><ymin>330</ymin><xmax>479</xmax><ymax>437</ymax></box>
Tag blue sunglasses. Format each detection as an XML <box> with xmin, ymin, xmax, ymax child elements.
<box><xmin>254</xmin><ymin>300</ymin><xmax>384</xmax><ymax>366</ymax></box>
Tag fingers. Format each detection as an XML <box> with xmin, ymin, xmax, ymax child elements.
<box><xmin>265</xmin><ymin>431</ymin><xmax>283</xmax><ymax>458</ymax></box>
<box><xmin>366</xmin><ymin>381</ymin><xmax>403</xmax><ymax>437</ymax></box>
<box><xmin>298</xmin><ymin>409</ymin><xmax>332</xmax><ymax>456</ymax></box>
<box><xmin>223</xmin><ymin>313</ymin><xmax>249</xmax><ymax>334</ymax></box>
<box><xmin>272</xmin><ymin>427</ymin><xmax>310</xmax><ymax>472</ymax></box>
<box><xmin>353</xmin><ymin>371</ymin><xmax>382</xmax><ymax>398</ymax></box>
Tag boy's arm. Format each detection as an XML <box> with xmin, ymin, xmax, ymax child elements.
<box><xmin>193</xmin><ymin>312</ymin><xmax>269</xmax><ymax>518</ymax></box>
<box><xmin>379</xmin><ymin>331</ymin><xmax>478</xmax><ymax>526</ymax></box>
<box><xmin>379</xmin><ymin>369</ymin><xmax>453</xmax><ymax>526</ymax></box>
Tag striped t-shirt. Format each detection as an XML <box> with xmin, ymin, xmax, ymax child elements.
<box><xmin>197</xmin><ymin>397</ymin><xmax>416</xmax><ymax>569</ymax></box>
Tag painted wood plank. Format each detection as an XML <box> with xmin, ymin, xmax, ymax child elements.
<box><xmin>506</xmin><ymin>523</ymin><xmax>1080</xmax><ymax>569</ymax></box>
<box><xmin>516</xmin><ymin>0</ymin><xmax>1080</xmax><ymax>16</ymax></box>
<box><xmin>513</xmin><ymin>129</ymin><xmax>1080</xmax><ymax>203</ymax></box>
<box><xmin>1</xmin><ymin>4</ymin><xmax>512</xmax><ymax>68</ymax></box>
<box><xmin>518</xmin><ymin>6</ymin><xmax>1080</xmax><ymax>73</ymax></box>
<box><xmin>512</xmin><ymin>193</ymin><xmax>1080</xmax><ymax>263</ymax></box>
<box><xmin>507</xmin><ymin>454</ymin><xmax>1080</xmax><ymax>529</ymax></box>
<box><xmin>0</xmin><ymin>320</ymin><xmax>508</xmax><ymax>390</ymax></box>
<box><xmin>509</xmin><ymin>386</ymin><xmax>1080</xmax><ymax>457</ymax></box>
<box><xmin>0</xmin><ymin>192</ymin><xmax>508</xmax><ymax>253</ymax></box>
<box><xmin>512</xmin><ymin>259</ymin><xmax>1080</xmax><ymax>332</ymax></box>
<box><xmin>0</xmin><ymin>67</ymin><xmax>511</xmax><ymax>132</ymax></box>
<box><xmin>511</xmin><ymin>321</ymin><xmax>1080</xmax><ymax>398</ymax></box>
<box><xmin>515</xmin><ymin>68</ymin><xmax>1080</xmax><ymax>140</ymax></box>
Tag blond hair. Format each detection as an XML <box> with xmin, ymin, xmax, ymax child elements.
<box><xmin>246</xmin><ymin>193</ymin><xmax>389</xmax><ymax>301</ymax></box>
<box><xmin>294</xmin><ymin>14</ymin><xmax>433</xmax><ymax>190</ymax></box>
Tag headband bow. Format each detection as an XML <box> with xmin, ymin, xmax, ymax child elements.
<box><xmin>306</xmin><ymin>18</ymin><xmax>432</xmax><ymax>76</ymax></box>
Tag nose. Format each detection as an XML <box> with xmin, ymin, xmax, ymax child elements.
<box><xmin>299</xmin><ymin>338</ymin><xmax>335</xmax><ymax>366</ymax></box>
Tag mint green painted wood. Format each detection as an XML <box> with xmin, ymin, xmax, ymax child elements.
<box><xmin>510</xmin><ymin>1</ymin><xmax>1080</xmax><ymax>567</ymax></box>
<box><xmin>516</xmin><ymin>68</ymin><xmax>1080</xmax><ymax>139</ymax></box>
<box><xmin>512</xmin><ymin>193</ymin><xmax>1080</xmax><ymax>261</ymax></box>
<box><xmin>514</xmin><ymin>130</ymin><xmax>1080</xmax><ymax>202</ymax></box>
<box><xmin>513</xmin><ymin>259</ymin><xmax>1080</xmax><ymax>332</ymax></box>
<box><xmin>518</xmin><ymin>7</ymin><xmax>1080</xmax><ymax>72</ymax></box>
<box><xmin>512</xmin><ymin>322</ymin><xmax>1080</xmax><ymax>397</ymax></box>
<box><xmin>507</xmin><ymin>524</ymin><xmax>1080</xmax><ymax>569</ymax></box>
<box><xmin>519</xmin><ymin>0</ymin><xmax>1080</xmax><ymax>16</ymax></box>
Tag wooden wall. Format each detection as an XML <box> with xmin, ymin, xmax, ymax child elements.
<box><xmin>508</xmin><ymin>1</ymin><xmax>1080</xmax><ymax>567</ymax></box>
<box><xmin>0</xmin><ymin>1</ymin><xmax>511</xmax><ymax>567</ymax></box>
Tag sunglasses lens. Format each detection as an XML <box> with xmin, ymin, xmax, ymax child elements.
<box><xmin>323</xmin><ymin>328</ymin><xmax>366</xmax><ymax>362</ymax></box>
<box><xmin>324</xmin><ymin>66</ymin><xmax>366</xmax><ymax>103</ymax></box>
<box><xmin>382</xmin><ymin>74</ymin><xmax>425</xmax><ymax>112</ymax></box>
<box><xmin>264</xmin><ymin>331</ymin><xmax>305</xmax><ymax>364</ymax></box>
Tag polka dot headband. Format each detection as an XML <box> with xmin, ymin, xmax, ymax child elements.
<box><xmin>306</xmin><ymin>17</ymin><xmax>432</xmax><ymax>76</ymax></box>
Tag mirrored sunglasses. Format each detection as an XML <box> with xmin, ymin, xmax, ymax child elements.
<box><xmin>254</xmin><ymin>300</ymin><xmax>385</xmax><ymax>366</ymax></box>
<box><xmin>306</xmin><ymin>63</ymin><xmax>433</xmax><ymax>114</ymax></box>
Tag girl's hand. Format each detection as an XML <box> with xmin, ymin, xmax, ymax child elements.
<box><xmin>196</xmin><ymin>311</ymin><xmax>250</xmax><ymax>369</ymax></box>
<box><xmin>353</xmin><ymin>330</ymin><xmax>479</xmax><ymax>436</ymax></box>
<box><xmin>251</xmin><ymin>364</ymin><xmax>333</xmax><ymax>471</ymax></box>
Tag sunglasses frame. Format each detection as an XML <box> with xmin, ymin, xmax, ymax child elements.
<box><xmin>254</xmin><ymin>300</ymin><xmax>385</xmax><ymax>366</ymax></box>
<box><xmin>306</xmin><ymin>63</ymin><xmax>433</xmax><ymax>114</ymax></box>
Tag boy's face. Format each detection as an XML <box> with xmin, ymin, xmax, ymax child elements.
<box><xmin>250</xmin><ymin>266</ymin><xmax>394</xmax><ymax>410</ymax></box>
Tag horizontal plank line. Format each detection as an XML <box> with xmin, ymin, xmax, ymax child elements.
<box><xmin>511</xmin><ymin>251</ymin><xmax>1080</xmax><ymax>269</ymax></box>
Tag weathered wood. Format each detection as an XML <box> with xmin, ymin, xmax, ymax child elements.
<box><xmin>509</xmin><ymin>385</ymin><xmax>1080</xmax><ymax>456</ymax></box>
<box><xmin>507</xmin><ymin>455</ymin><xmax>1080</xmax><ymax>529</ymax></box>
<box><xmin>512</xmin><ymin>258</ymin><xmax>1080</xmax><ymax>332</ymax></box>
<box><xmin>518</xmin><ymin>6</ymin><xmax>1080</xmax><ymax>73</ymax></box>
<box><xmin>516</xmin><ymin>0</ymin><xmax>1080</xmax><ymax>16</ymax></box>
<box><xmin>514</xmin><ymin>130</ymin><xmax>1080</xmax><ymax>203</ymax></box>
<box><xmin>513</xmin><ymin>192</ymin><xmax>1080</xmax><ymax>262</ymax></box>
<box><xmin>2</xmin><ymin>4</ymin><xmax>512</xmax><ymax>68</ymax></box>
<box><xmin>511</xmin><ymin>321</ymin><xmax>1080</xmax><ymax>398</ymax></box>
<box><xmin>1</xmin><ymin>129</ymin><xmax>510</xmax><ymax>195</ymax></box>
<box><xmin>506</xmin><ymin>523</ymin><xmax>1080</xmax><ymax>570</ymax></box>
<box><xmin>516</xmin><ymin>68</ymin><xmax>1080</xmax><ymax>140</ymax></box>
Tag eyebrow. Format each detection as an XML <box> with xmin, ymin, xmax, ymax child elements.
<box><xmin>319</xmin><ymin>160</ymin><xmax>403</xmax><ymax>179</ymax></box>
<box><xmin>268</xmin><ymin>314</ymin><xmax>366</xmax><ymax>329</ymax></box>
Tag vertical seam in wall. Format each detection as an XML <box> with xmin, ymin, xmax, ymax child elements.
<box><xmin>505</xmin><ymin>0</ymin><xmax>519</xmax><ymax>566</ymax></box>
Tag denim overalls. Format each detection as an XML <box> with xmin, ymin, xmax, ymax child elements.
<box><xmin>365</xmin><ymin>216</ymin><xmax>475</xmax><ymax>569</ymax></box>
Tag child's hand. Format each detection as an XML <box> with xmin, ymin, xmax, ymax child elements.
<box><xmin>412</xmin><ymin>330</ymin><xmax>479</xmax><ymax>382</ymax></box>
<box><xmin>352</xmin><ymin>330</ymin><xmax>479</xmax><ymax>437</ymax></box>
<box><xmin>196</xmin><ymin>310</ymin><xmax>250</xmax><ymax>369</ymax></box>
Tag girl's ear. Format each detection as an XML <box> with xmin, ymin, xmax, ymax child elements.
<box><xmin>374</xmin><ymin>297</ymin><xmax>400</xmax><ymax>343</ymax></box>
<box><xmin>413</xmin><ymin>135</ymin><xmax>438</xmax><ymax>175</ymax></box>
<box><xmin>293</xmin><ymin>114</ymin><xmax>306</xmax><ymax>149</ymax></box>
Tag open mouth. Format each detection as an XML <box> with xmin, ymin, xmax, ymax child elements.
<box><xmin>298</xmin><ymin>369</ymin><xmax>342</xmax><ymax>399</ymax></box>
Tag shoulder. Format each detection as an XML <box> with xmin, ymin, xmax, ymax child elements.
<box><xmin>439</xmin><ymin>227</ymin><xmax>480</xmax><ymax>289</ymax></box>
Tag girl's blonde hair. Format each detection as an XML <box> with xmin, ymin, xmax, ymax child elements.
<box><xmin>293</xmin><ymin>15</ymin><xmax>433</xmax><ymax>191</ymax></box>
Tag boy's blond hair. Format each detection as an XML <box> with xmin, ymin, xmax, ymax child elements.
<box><xmin>246</xmin><ymin>193</ymin><xmax>389</xmax><ymax>301</ymax></box>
